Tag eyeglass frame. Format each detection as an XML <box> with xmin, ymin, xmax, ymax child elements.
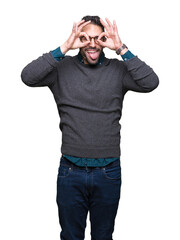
<box><xmin>80</xmin><ymin>35</ymin><xmax>106</xmax><ymax>44</ymax></box>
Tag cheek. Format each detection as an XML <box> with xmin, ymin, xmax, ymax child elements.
<box><xmin>80</xmin><ymin>48</ymin><xmax>86</xmax><ymax>56</ymax></box>
<box><xmin>96</xmin><ymin>43</ymin><xmax>103</xmax><ymax>50</ymax></box>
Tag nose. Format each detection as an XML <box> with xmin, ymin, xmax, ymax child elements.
<box><xmin>89</xmin><ymin>38</ymin><xmax>96</xmax><ymax>47</ymax></box>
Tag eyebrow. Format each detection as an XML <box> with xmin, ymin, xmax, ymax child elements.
<box><xmin>82</xmin><ymin>35</ymin><xmax>100</xmax><ymax>39</ymax></box>
<box><xmin>88</xmin><ymin>35</ymin><xmax>99</xmax><ymax>37</ymax></box>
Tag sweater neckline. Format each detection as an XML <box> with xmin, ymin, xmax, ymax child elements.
<box><xmin>73</xmin><ymin>52</ymin><xmax>110</xmax><ymax>68</ymax></box>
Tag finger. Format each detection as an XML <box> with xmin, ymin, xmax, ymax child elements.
<box><xmin>105</xmin><ymin>17</ymin><xmax>113</xmax><ymax>29</ymax></box>
<box><xmin>76</xmin><ymin>19</ymin><xmax>85</xmax><ymax>27</ymax></box>
<box><xmin>80</xmin><ymin>40</ymin><xmax>91</xmax><ymax>47</ymax></box>
<box><xmin>97</xmin><ymin>33</ymin><xmax>108</xmax><ymax>47</ymax></box>
<box><xmin>72</xmin><ymin>22</ymin><xmax>76</xmax><ymax>31</ymax></box>
<box><xmin>100</xmin><ymin>18</ymin><xmax>109</xmax><ymax>30</ymax></box>
<box><xmin>79</xmin><ymin>32</ymin><xmax>90</xmax><ymax>46</ymax></box>
<box><xmin>79</xmin><ymin>20</ymin><xmax>91</xmax><ymax>31</ymax></box>
<box><xmin>98</xmin><ymin>32</ymin><xmax>109</xmax><ymax>40</ymax></box>
<box><xmin>75</xmin><ymin>20</ymin><xmax>86</xmax><ymax>32</ymax></box>
<box><xmin>97</xmin><ymin>38</ymin><xmax>107</xmax><ymax>47</ymax></box>
<box><xmin>79</xmin><ymin>32</ymin><xmax>90</xmax><ymax>41</ymax></box>
<box><xmin>72</xmin><ymin>20</ymin><xmax>84</xmax><ymax>32</ymax></box>
<box><xmin>113</xmin><ymin>20</ymin><xmax>118</xmax><ymax>33</ymax></box>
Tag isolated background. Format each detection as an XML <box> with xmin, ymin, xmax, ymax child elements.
<box><xmin>0</xmin><ymin>0</ymin><xmax>180</xmax><ymax>239</ymax></box>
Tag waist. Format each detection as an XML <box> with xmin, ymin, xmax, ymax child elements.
<box><xmin>62</xmin><ymin>154</ymin><xmax>120</xmax><ymax>167</ymax></box>
<box><xmin>61</xmin><ymin>155</ymin><xmax>120</xmax><ymax>169</ymax></box>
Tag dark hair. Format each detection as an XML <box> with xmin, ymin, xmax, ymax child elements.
<box><xmin>81</xmin><ymin>15</ymin><xmax>104</xmax><ymax>32</ymax></box>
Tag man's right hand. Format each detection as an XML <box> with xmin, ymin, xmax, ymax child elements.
<box><xmin>60</xmin><ymin>20</ymin><xmax>91</xmax><ymax>54</ymax></box>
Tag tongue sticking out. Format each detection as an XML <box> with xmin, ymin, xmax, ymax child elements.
<box><xmin>88</xmin><ymin>51</ymin><xmax>99</xmax><ymax>60</ymax></box>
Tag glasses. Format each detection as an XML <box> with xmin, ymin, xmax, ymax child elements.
<box><xmin>80</xmin><ymin>35</ymin><xmax>106</xmax><ymax>44</ymax></box>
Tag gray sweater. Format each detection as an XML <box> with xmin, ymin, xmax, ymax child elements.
<box><xmin>21</xmin><ymin>52</ymin><xmax>159</xmax><ymax>158</ymax></box>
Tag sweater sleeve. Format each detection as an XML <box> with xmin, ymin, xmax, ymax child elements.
<box><xmin>21</xmin><ymin>52</ymin><xmax>58</xmax><ymax>87</ymax></box>
<box><xmin>122</xmin><ymin>56</ymin><xmax>159</xmax><ymax>93</ymax></box>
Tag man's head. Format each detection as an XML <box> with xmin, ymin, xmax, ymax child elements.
<box><xmin>80</xmin><ymin>15</ymin><xmax>105</xmax><ymax>65</ymax></box>
<box><xmin>82</xmin><ymin>16</ymin><xmax>104</xmax><ymax>32</ymax></box>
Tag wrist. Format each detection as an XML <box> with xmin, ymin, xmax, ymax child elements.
<box><xmin>115</xmin><ymin>43</ymin><xmax>123</xmax><ymax>51</ymax></box>
<box><xmin>116</xmin><ymin>43</ymin><xmax>128</xmax><ymax>55</ymax></box>
<box><xmin>60</xmin><ymin>42</ymin><xmax>69</xmax><ymax>55</ymax></box>
<box><xmin>120</xmin><ymin>48</ymin><xmax>128</xmax><ymax>55</ymax></box>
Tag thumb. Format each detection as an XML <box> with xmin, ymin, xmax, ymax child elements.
<box><xmin>79</xmin><ymin>40</ymin><xmax>90</xmax><ymax>48</ymax></box>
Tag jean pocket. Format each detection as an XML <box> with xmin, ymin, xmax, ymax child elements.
<box><xmin>58</xmin><ymin>164</ymin><xmax>72</xmax><ymax>178</ymax></box>
<box><xmin>102</xmin><ymin>165</ymin><xmax>121</xmax><ymax>180</ymax></box>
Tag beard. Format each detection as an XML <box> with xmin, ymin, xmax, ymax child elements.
<box><xmin>80</xmin><ymin>47</ymin><xmax>103</xmax><ymax>65</ymax></box>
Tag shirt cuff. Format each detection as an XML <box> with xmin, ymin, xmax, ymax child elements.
<box><xmin>51</xmin><ymin>47</ymin><xmax>65</xmax><ymax>61</ymax></box>
<box><xmin>121</xmin><ymin>50</ymin><xmax>135</xmax><ymax>62</ymax></box>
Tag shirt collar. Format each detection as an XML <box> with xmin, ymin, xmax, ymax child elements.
<box><xmin>77</xmin><ymin>51</ymin><xmax>105</xmax><ymax>65</ymax></box>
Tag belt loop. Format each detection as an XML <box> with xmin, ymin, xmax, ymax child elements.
<box><xmin>85</xmin><ymin>162</ymin><xmax>88</xmax><ymax>171</ymax></box>
<box><xmin>70</xmin><ymin>161</ymin><xmax>74</xmax><ymax>170</ymax></box>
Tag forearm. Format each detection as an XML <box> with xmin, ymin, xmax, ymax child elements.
<box><xmin>123</xmin><ymin>56</ymin><xmax>159</xmax><ymax>92</ymax></box>
<box><xmin>21</xmin><ymin>52</ymin><xmax>57</xmax><ymax>87</ymax></box>
<box><xmin>116</xmin><ymin>43</ymin><xmax>159</xmax><ymax>92</ymax></box>
<box><xmin>60</xmin><ymin>42</ymin><xmax>70</xmax><ymax>55</ymax></box>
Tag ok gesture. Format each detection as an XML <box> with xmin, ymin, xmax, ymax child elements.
<box><xmin>61</xmin><ymin>20</ymin><xmax>91</xmax><ymax>54</ymax></box>
<box><xmin>97</xmin><ymin>18</ymin><xmax>123</xmax><ymax>51</ymax></box>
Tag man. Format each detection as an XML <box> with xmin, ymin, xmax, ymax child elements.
<box><xmin>21</xmin><ymin>15</ymin><xmax>159</xmax><ymax>240</ymax></box>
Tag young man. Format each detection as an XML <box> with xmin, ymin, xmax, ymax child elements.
<box><xmin>21</xmin><ymin>15</ymin><xmax>159</xmax><ymax>240</ymax></box>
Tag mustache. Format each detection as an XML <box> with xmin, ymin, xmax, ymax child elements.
<box><xmin>85</xmin><ymin>47</ymin><xmax>100</xmax><ymax>51</ymax></box>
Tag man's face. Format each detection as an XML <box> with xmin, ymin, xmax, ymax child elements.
<box><xmin>80</xmin><ymin>24</ymin><xmax>104</xmax><ymax>65</ymax></box>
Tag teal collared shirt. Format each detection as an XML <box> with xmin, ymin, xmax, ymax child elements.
<box><xmin>51</xmin><ymin>47</ymin><xmax>134</xmax><ymax>62</ymax></box>
<box><xmin>51</xmin><ymin>47</ymin><xmax>135</xmax><ymax>167</ymax></box>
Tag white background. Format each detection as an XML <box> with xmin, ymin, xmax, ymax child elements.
<box><xmin>0</xmin><ymin>0</ymin><xmax>180</xmax><ymax>239</ymax></box>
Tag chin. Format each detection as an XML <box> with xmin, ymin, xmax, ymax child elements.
<box><xmin>87</xmin><ymin>59</ymin><xmax>99</xmax><ymax>65</ymax></box>
<box><xmin>85</xmin><ymin>55</ymin><xmax>100</xmax><ymax>65</ymax></box>
<box><xmin>80</xmin><ymin>49</ymin><xmax>101</xmax><ymax>65</ymax></box>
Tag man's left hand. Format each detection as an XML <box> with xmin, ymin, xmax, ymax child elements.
<box><xmin>97</xmin><ymin>18</ymin><xmax>123</xmax><ymax>51</ymax></box>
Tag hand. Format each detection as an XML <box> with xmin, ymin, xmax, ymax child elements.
<box><xmin>61</xmin><ymin>20</ymin><xmax>91</xmax><ymax>54</ymax></box>
<box><xmin>97</xmin><ymin>18</ymin><xmax>123</xmax><ymax>51</ymax></box>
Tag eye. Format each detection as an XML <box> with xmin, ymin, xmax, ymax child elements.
<box><xmin>101</xmin><ymin>36</ymin><xmax>106</xmax><ymax>42</ymax></box>
<box><xmin>80</xmin><ymin>36</ymin><xmax>87</xmax><ymax>42</ymax></box>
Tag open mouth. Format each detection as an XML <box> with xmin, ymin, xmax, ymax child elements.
<box><xmin>86</xmin><ymin>49</ymin><xmax>100</xmax><ymax>60</ymax></box>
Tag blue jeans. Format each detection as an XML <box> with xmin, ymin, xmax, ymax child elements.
<box><xmin>56</xmin><ymin>155</ymin><xmax>122</xmax><ymax>240</ymax></box>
